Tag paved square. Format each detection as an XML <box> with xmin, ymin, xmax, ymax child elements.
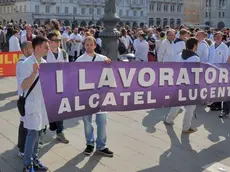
<box><xmin>1</xmin><ymin>77</ymin><xmax>230</xmax><ymax>172</ymax></box>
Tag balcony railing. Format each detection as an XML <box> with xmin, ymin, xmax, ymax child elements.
<box><xmin>0</xmin><ymin>0</ymin><xmax>16</xmax><ymax>5</ymax></box>
<box><xmin>40</xmin><ymin>0</ymin><xmax>56</xmax><ymax>5</ymax></box>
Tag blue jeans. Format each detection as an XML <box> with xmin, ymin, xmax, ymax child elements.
<box><xmin>56</xmin><ymin>121</ymin><xmax>64</xmax><ymax>134</ymax></box>
<box><xmin>23</xmin><ymin>130</ymin><xmax>40</xmax><ymax>166</ymax></box>
<box><xmin>83</xmin><ymin>113</ymin><xmax>107</xmax><ymax>150</ymax></box>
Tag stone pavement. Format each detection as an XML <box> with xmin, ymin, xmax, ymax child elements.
<box><xmin>1</xmin><ymin>77</ymin><xmax>230</xmax><ymax>172</ymax></box>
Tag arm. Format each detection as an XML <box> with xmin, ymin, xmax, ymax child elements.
<box><xmin>21</xmin><ymin>63</ymin><xmax>39</xmax><ymax>91</ymax></box>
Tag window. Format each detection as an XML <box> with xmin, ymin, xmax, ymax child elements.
<box><xmin>20</xmin><ymin>5</ymin><xmax>22</xmax><ymax>12</ymax></box>
<box><xmin>164</xmin><ymin>4</ymin><xmax>168</xmax><ymax>11</ymax></box>
<box><xmin>126</xmin><ymin>10</ymin><xmax>129</xmax><ymax>16</ymax></box>
<box><xmin>56</xmin><ymin>6</ymin><xmax>60</xmax><ymax>14</ymax></box>
<box><xmin>24</xmin><ymin>5</ymin><xmax>26</xmax><ymax>12</ymax></box>
<box><xmin>35</xmin><ymin>5</ymin><xmax>39</xmax><ymax>13</ymax></box>
<box><xmin>89</xmin><ymin>8</ymin><xmax>93</xmax><ymax>15</ymax></box>
<box><xmin>157</xmin><ymin>3</ymin><xmax>161</xmax><ymax>11</ymax></box>
<box><xmin>11</xmin><ymin>6</ymin><xmax>13</xmax><ymax>13</ymax></box>
<box><xmin>149</xmin><ymin>2</ymin><xmax>155</xmax><ymax>11</ymax></box>
<box><xmin>73</xmin><ymin>7</ymin><xmax>77</xmax><ymax>14</ymax></box>
<box><xmin>45</xmin><ymin>6</ymin><xmax>49</xmax><ymax>13</ymax></box>
<box><xmin>219</xmin><ymin>11</ymin><xmax>221</xmax><ymax>17</ymax></box>
<box><xmin>65</xmin><ymin>7</ymin><xmax>68</xmax><ymax>14</ymax></box>
<box><xmin>97</xmin><ymin>8</ymin><xmax>101</xmax><ymax>15</ymax></box>
<box><xmin>81</xmin><ymin>8</ymin><xmax>85</xmax><ymax>14</ymax></box>
<box><xmin>177</xmin><ymin>4</ymin><xmax>181</xmax><ymax>12</ymax></box>
<box><xmin>139</xmin><ymin>0</ymin><xmax>143</xmax><ymax>5</ymax></box>
<box><xmin>126</xmin><ymin>0</ymin><xmax>130</xmax><ymax>5</ymax></box>
<box><xmin>171</xmin><ymin>4</ymin><xmax>175</xmax><ymax>12</ymax></box>
<box><xmin>119</xmin><ymin>9</ymin><xmax>123</xmax><ymax>16</ymax></box>
<box><xmin>140</xmin><ymin>11</ymin><xmax>143</xmax><ymax>16</ymax></box>
<box><xmin>133</xmin><ymin>10</ymin><xmax>137</xmax><ymax>16</ymax></box>
<box><xmin>205</xmin><ymin>11</ymin><xmax>208</xmax><ymax>17</ymax></box>
<box><xmin>223</xmin><ymin>12</ymin><xmax>225</xmax><ymax>17</ymax></box>
<box><xmin>7</xmin><ymin>6</ymin><xmax>9</xmax><ymax>13</ymax></box>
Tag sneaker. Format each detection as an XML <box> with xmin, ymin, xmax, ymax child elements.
<box><xmin>84</xmin><ymin>145</ymin><xmax>94</xmax><ymax>156</ymax></box>
<box><xmin>56</xmin><ymin>133</ymin><xmax>69</xmax><ymax>144</ymax></box>
<box><xmin>34</xmin><ymin>160</ymin><xmax>48</xmax><ymax>171</ymax></box>
<box><xmin>182</xmin><ymin>128</ymin><xmax>197</xmax><ymax>134</ymax></box>
<box><xmin>23</xmin><ymin>165</ymin><xmax>34</xmax><ymax>172</ymax></box>
<box><xmin>18</xmin><ymin>152</ymin><xmax>24</xmax><ymax>158</ymax></box>
<box><xmin>97</xmin><ymin>148</ymin><xmax>114</xmax><ymax>157</ymax></box>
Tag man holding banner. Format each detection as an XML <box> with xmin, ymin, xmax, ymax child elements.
<box><xmin>75</xmin><ymin>36</ymin><xmax>114</xmax><ymax>157</ymax></box>
<box><xmin>46</xmin><ymin>32</ymin><xmax>69</xmax><ymax>144</ymax></box>
<box><xmin>20</xmin><ymin>36</ymin><xmax>49</xmax><ymax>172</ymax></box>
<box><xmin>164</xmin><ymin>37</ymin><xmax>200</xmax><ymax>134</ymax></box>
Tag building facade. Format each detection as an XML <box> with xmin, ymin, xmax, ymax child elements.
<box><xmin>200</xmin><ymin>0</ymin><xmax>230</xmax><ymax>29</ymax></box>
<box><xmin>183</xmin><ymin>0</ymin><xmax>200</xmax><ymax>26</ymax></box>
<box><xmin>0</xmin><ymin>0</ymin><xmax>148</xmax><ymax>27</ymax></box>
<box><xmin>147</xmin><ymin>0</ymin><xmax>184</xmax><ymax>28</ymax></box>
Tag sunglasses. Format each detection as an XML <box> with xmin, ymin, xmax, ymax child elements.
<box><xmin>51</xmin><ymin>39</ymin><xmax>61</xmax><ymax>42</ymax></box>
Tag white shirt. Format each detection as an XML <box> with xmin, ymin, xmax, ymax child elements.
<box><xmin>9</xmin><ymin>35</ymin><xmax>21</xmax><ymax>52</ymax></box>
<box><xmin>75</xmin><ymin>52</ymin><xmax>107</xmax><ymax>62</ymax></box>
<box><xmin>209</xmin><ymin>42</ymin><xmax>229</xmax><ymax>63</ymax></box>
<box><xmin>46</xmin><ymin>48</ymin><xmax>69</xmax><ymax>63</ymax></box>
<box><xmin>157</xmin><ymin>39</ymin><xmax>175</xmax><ymax>62</ymax></box>
<box><xmin>19</xmin><ymin>54</ymin><xmax>49</xmax><ymax>131</ymax></box>
<box><xmin>173</xmin><ymin>39</ymin><xmax>185</xmax><ymax>56</ymax></box>
<box><xmin>69</xmin><ymin>33</ymin><xmax>82</xmax><ymax>57</ymax></box>
<box><xmin>134</xmin><ymin>40</ymin><xmax>149</xmax><ymax>61</ymax></box>
<box><xmin>61</xmin><ymin>31</ymin><xmax>70</xmax><ymax>51</ymax></box>
<box><xmin>196</xmin><ymin>40</ymin><xmax>209</xmax><ymax>62</ymax></box>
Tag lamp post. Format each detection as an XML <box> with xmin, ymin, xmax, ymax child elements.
<box><xmin>100</xmin><ymin>0</ymin><xmax>120</xmax><ymax>61</ymax></box>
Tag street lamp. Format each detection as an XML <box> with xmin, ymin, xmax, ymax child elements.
<box><xmin>100</xmin><ymin>0</ymin><xmax>120</xmax><ymax>61</ymax></box>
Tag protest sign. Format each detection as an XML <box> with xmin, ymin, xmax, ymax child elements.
<box><xmin>39</xmin><ymin>62</ymin><xmax>230</xmax><ymax>122</ymax></box>
<box><xmin>0</xmin><ymin>51</ymin><xmax>22</xmax><ymax>77</ymax></box>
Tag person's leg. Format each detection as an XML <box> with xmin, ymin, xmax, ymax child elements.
<box><xmin>220</xmin><ymin>101</ymin><xmax>230</xmax><ymax>118</ymax></box>
<box><xmin>83</xmin><ymin>115</ymin><xmax>95</xmax><ymax>155</ymax></box>
<box><xmin>33</xmin><ymin>131</ymin><xmax>48</xmax><ymax>171</ymax></box>
<box><xmin>18</xmin><ymin>122</ymin><xmax>28</xmax><ymax>155</ymax></box>
<box><xmin>182</xmin><ymin>105</ymin><xmax>197</xmax><ymax>133</ymax></box>
<box><xmin>56</xmin><ymin>121</ymin><xmax>69</xmax><ymax>144</ymax></box>
<box><xmin>23</xmin><ymin>130</ymin><xmax>39</xmax><ymax>171</ymax></box>
<box><xmin>164</xmin><ymin>106</ymin><xmax>181</xmax><ymax>124</ymax></box>
<box><xmin>95</xmin><ymin>113</ymin><xmax>113</xmax><ymax>157</ymax></box>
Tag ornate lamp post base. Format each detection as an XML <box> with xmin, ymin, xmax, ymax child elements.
<box><xmin>100</xmin><ymin>0</ymin><xmax>120</xmax><ymax>61</ymax></box>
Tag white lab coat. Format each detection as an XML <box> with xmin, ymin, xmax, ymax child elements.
<box><xmin>69</xmin><ymin>33</ymin><xmax>82</xmax><ymax>57</ymax></box>
<box><xmin>196</xmin><ymin>40</ymin><xmax>209</xmax><ymax>62</ymax></box>
<box><xmin>19</xmin><ymin>54</ymin><xmax>49</xmax><ymax>131</ymax></box>
<box><xmin>20</xmin><ymin>32</ymin><xmax>36</xmax><ymax>44</ymax></box>
<box><xmin>9</xmin><ymin>35</ymin><xmax>21</xmax><ymax>52</ymax></box>
<box><xmin>173</xmin><ymin>39</ymin><xmax>185</xmax><ymax>56</ymax></box>
<box><xmin>16</xmin><ymin>55</ymin><xmax>27</xmax><ymax>122</ymax></box>
<box><xmin>46</xmin><ymin>48</ymin><xmax>69</xmax><ymax>63</ymax></box>
<box><xmin>157</xmin><ymin>39</ymin><xmax>175</xmax><ymax>62</ymax></box>
<box><xmin>209</xmin><ymin>42</ymin><xmax>229</xmax><ymax>63</ymax></box>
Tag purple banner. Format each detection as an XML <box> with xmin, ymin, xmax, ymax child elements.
<box><xmin>39</xmin><ymin>62</ymin><xmax>230</xmax><ymax>122</ymax></box>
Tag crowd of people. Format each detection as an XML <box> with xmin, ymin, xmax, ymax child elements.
<box><xmin>1</xmin><ymin>19</ymin><xmax>230</xmax><ymax>172</ymax></box>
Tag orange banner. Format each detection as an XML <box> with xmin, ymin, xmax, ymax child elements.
<box><xmin>0</xmin><ymin>51</ymin><xmax>23</xmax><ymax>77</ymax></box>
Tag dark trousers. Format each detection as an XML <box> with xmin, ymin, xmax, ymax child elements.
<box><xmin>18</xmin><ymin>121</ymin><xmax>28</xmax><ymax>153</ymax></box>
<box><xmin>222</xmin><ymin>101</ymin><xmax>230</xmax><ymax>114</ymax></box>
<box><xmin>56</xmin><ymin>121</ymin><xmax>64</xmax><ymax>134</ymax></box>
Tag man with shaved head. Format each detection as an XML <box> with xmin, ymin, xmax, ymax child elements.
<box><xmin>16</xmin><ymin>41</ymin><xmax>33</xmax><ymax>158</ymax></box>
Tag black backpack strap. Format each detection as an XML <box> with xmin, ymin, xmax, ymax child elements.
<box><xmin>92</xmin><ymin>54</ymin><xmax>97</xmax><ymax>61</ymax></box>
<box><xmin>25</xmin><ymin>76</ymin><xmax>39</xmax><ymax>99</ymax></box>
